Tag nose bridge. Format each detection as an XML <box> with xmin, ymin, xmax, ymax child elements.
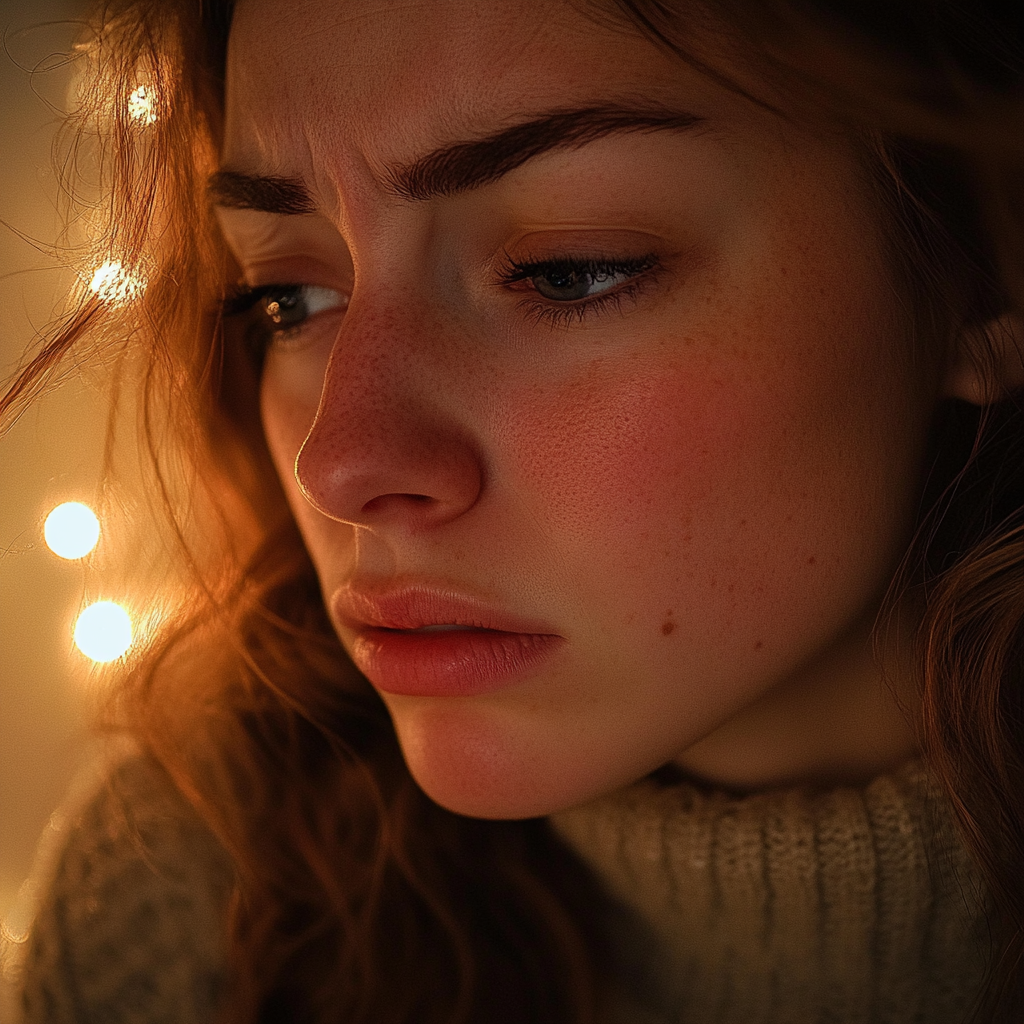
<box><xmin>294</xmin><ymin>294</ymin><xmax>483</xmax><ymax>529</ymax></box>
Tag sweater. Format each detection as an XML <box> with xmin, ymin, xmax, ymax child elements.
<box><xmin>4</xmin><ymin>754</ymin><xmax>231</xmax><ymax>1024</ymax></box>
<box><xmin>548</xmin><ymin>759</ymin><xmax>993</xmax><ymax>1023</ymax></box>
<box><xmin>3</xmin><ymin>754</ymin><xmax>993</xmax><ymax>1023</ymax></box>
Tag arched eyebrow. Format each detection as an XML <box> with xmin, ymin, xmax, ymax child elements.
<box><xmin>208</xmin><ymin>103</ymin><xmax>705</xmax><ymax>213</ymax></box>
<box><xmin>385</xmin><ymin>104</ymin><xmax>705</xmax><ymax>201</ymax></box>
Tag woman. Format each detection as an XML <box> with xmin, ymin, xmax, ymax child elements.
<box><xmin>3</xmin><ymin>0</ymin><xmax>1023</xmax><ymax>1021</ymax></box>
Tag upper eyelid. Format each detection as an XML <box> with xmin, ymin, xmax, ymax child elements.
<box><xmin>493</xmin><ymin>253</ymin><xmax>660</xmax><ymax>292</ymax></box>
<box><xmin>215</xmin><ymin>216</ymin><xmax>353</xmax><ymax>285</ymax></box>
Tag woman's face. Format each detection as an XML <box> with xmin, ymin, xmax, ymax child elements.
<box><xmin>219</xmin><ymin>0</ymin><xmax>943</xmax><ymax>817</ymax></box>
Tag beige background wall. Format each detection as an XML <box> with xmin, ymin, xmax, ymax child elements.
<box><xmin>1</xmin><ymin>0</ymin><xmax>103</xmax><ymax>930</ymax></box>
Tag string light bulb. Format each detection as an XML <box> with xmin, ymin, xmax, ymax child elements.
<box><xmin>43</xmin><ymin>502</ymin><xmax>100</xmax><ymax>559</ymax></box>
<box><xmin>127</xmin><ymin>83</ymin><xmax>158</xmax><ymax>124</ymax></box>
<box><xmin>88</xmin><ymin>260</ymin><xmax>147</xmax><ymax>306</ymax></box>
<box><xmin>74</xmin><ymin>601</ymin><xmax>133</xmax><ymax>663</ymax></box>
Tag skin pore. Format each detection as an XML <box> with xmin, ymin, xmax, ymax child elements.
<box><xmin>216</xmin><ymin>0</ymin><xmax>974</xmax><ymax>819</ymax></box>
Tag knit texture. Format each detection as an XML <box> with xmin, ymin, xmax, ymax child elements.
<box><xmin>8</xmin><ymin>754</ymin><xmax>231</xmax><ymax>1024</ymax></box>
<box><xmin>5</xmin><ymin>755</ymin><xmax>995</xmax><ymax>1023</ymax></box>
<box><xmin>549</xmin><ymin>759</ymin><xmax>993</xmax><ymax>1024</ymax></box>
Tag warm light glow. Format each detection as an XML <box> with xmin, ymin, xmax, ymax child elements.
<box><xmin>88</xmin><ymin>260</ymin><xmax>146</xmax><ymax>305</ymax></box>
<box><xmin>1</xmin><ymin>879</ymin><xmax>37</xmax><ymax>945</ymax></box>
<box><xmin>43</xmin><ymin>501</ymin><xmax>100</xmax><ymax>559</ymax></box>
<box><xmin>74</xmin><ymin>601</ymin><xmax>133</xmax><ymax>663</ymax></box>
<box><xmin>127</xmin><ymin>84</ymin><xmax>158</xmax><ymax>124</ymax></box>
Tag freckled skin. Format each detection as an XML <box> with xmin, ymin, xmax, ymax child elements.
<box><xmin>222</xmin><ymin>0</ymin><xmax>955</xmax><ymax>818</ymax></box>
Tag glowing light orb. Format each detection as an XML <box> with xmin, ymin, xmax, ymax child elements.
<box><xmin>127</xmin><ymin>84</ymin><xmax>158</xmax><ymax>124</ymax></box>
<box><xmin>88</xmin><ymin>260</ymin><xmax>146</xmax><ymax>306</ymax></box>
<box><xmin>43</xmin><ymin>501</ymin><xmax>100</xmax><ymax>559</ymax></box>
<box><xmin>74</xmin><ymin>601</ymin><xmax>133</xmax><ymax>663</ymax></box>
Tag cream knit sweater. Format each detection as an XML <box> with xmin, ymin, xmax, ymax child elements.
<box><xmin>549</xmin><ymin>759</ymin><xmax>993</xmax><ymax>1023</ymax></box>
<box><xmin>5</xmin><ymin>755</ymin><xmax>993</xmax><ymax>1023</ymax></box>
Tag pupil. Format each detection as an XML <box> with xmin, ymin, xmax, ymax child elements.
<box><xmin>535</xmin><ymin>268</ymin><xmax>596</xmax><ymax>301</ymax></box>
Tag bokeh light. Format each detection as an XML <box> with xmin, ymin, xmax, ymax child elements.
<box><xmin>74</xmin><ymin>601</ymin><xmax>133</xmax><ymax>663</ymax></box>
<box><xmin>127</xmin><ymin>84</ymin><xmax>158</xmax><ymax>124</ymax></box>
<box><xmin>43</xmin><ymin>501</ymin><xmax>100</xmax><ymax>559</ymax></box>
<box><xmin>88</xmin><ymin>260</ymin><xmax>147</xmax><ymax>305</ymax></box>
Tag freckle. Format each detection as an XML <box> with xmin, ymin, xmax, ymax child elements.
<box><xmin>807</xmin><ymin>555</ymin><xmax>817</xmax><ymax>565</ymax></box>
<box><xmin>754</xmin><ymin>640</ymin><xmax>764</xmax><ymax>650</ymax></box>
<box><xmin>662</xmin><ymin>620</ymin><xmax>675</xmax><ymax>636</ymax></box>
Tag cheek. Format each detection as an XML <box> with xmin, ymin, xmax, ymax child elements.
<box><xmin>493</xmin><ymin>348</ymin><xmax>805</xmax><ymax>553</ymax></box>
<box><xmin>492</xmin><ymin>311</ymin><xmax>924</xmax><ymax>638</ymax></box>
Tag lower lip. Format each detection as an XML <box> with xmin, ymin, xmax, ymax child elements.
<box><xmin>349</xmin><ymin>628</ymin><xmax>563</xmax><ymax>697</ymax></box>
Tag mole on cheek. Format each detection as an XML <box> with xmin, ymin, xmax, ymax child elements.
<box><xmin>661</xmin><ymin>612</ymin><xmax>675</xmax><ymax>636</ymax></box>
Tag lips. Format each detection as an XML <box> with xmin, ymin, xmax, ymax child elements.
<box><xmin>333</xmin><ymin>585</ymin><xmax>564</xmax><ymax>697</ymax></box>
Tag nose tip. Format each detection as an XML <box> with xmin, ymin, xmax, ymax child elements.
<box><xmin>294</xmin><ymin>409</ymin><xmax>484</xmax><ymax>532</ymax></box>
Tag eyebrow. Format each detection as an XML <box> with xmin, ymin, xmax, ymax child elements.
<box><xmin>207</xmin><ymin>170</ymin><xmax>317</xmax><ymax>214</ymax></box>
<box><xmin>208</xmin><ymin>103</ymin><xmax>705</xmax><ymax>213</ymax></box>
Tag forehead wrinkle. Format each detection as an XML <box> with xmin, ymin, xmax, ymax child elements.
<box><xmin>295</xmin><ymin>92</ymin><xmax>716</xmax><ymax>211</ymax></box>
<box><xmin>228</xmin><ymin>0</ymin><xmax>763</xmax><ymax>221</ymax></box>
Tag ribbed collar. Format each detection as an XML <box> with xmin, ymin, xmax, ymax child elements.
<box><xmin>549</xmin><ymin>760</ymin><xmax>993</xmax><ymax>1024</ymax></box>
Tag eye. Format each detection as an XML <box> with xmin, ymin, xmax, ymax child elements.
<box><xmin>494</xmin><ymin>252</ymin><xmax>661</xmax><ymax>328</ymax></box>
<box><xmin>223</xmin><ymin>283</ymin><xmax>347</xmax><ymax>350</ymax></box>
<box><xmin>258</xmin><ymin>284</ymin><xmax>345</xmax><ymax>333</ymax></box>
<box><xmin>531</xmin><ymin>264</ymin><xmax>632</xmax><ymax>302</ymax></box>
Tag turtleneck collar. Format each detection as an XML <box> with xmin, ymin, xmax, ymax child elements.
<box><xmin>549</xmin><ymin>759</ymin><xmax>993</xmax><ymax>1024</ymax></box>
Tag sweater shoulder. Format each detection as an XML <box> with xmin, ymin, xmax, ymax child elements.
<box><xmin>9</xmin><ymin>750</ymin><xmax>232</xmax><ymax>1024</ymax></box>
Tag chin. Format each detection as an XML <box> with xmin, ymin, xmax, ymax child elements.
<box><xmin>387</xmin><ymin>699</ymin><xmax>616</xmax><ymax>820</ymax></box>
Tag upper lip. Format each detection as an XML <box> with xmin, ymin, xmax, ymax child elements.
<box><xmin>332</xmin><ymin>583</ymin><xmax>559</xmax><ymax>635</ymax></box>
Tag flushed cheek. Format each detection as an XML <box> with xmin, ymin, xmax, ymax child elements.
<box><xmin>494</xmin><ymin>345</ymin><xmax>905</xmax><ymax>643</ymax></box>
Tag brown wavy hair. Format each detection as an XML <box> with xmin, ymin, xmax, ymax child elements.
<box><xmin>2</xmin><ymin>1</ymin><xmax>1022</xmax><ymax>1021</ymax></box>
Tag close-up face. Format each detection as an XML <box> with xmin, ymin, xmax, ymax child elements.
<box><xmin>218</xmin><ymin>0</ymin><xmax>947</xmax><ymax>818</ymax></box>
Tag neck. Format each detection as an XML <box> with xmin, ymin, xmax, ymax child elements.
<box><xmin>672</xmin><ymin>606</ymin><xmax>922</xmax><ymax>794</ymax></box>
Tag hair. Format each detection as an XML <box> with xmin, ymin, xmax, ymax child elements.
<box><xmin>2</xmin><ymin>1</ymin><xmax>1022</xmax><ymax>1021</ymax></box>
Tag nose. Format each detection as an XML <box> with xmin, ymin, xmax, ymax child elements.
<box><xmin>294</xmin><ymin>304</ymin><xmax>484</xmax><ymax>533</ymax></box>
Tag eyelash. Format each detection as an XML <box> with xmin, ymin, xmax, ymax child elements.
<box><xmin>220</xmin><ymin>252</ymin><xmax>661</xmax><ymax>348</ymax></box>
<box><xmin>493</xmin><ymin>252</ymin><xmax>661</xmax><ymax>328</ymax></box>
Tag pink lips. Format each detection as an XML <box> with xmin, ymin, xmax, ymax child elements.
<box><xmin>333</xmin><ymin>586</ymin><xmax>563</xmax><ymax>697</ymax></box>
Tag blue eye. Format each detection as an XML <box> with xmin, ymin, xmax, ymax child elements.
<box><xmin>496</xmin><ymin>253</ymin><xmax>659</xmax><ymax>326</ymax></box>
<box><xmin>531</xmin><ymin>265</ymin><xmax>628</xmax><ymax>301</ymax></box>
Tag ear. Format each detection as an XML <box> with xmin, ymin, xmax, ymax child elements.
<box><xmin>943</xmin><ymin>313</ymin><xmax>1024</xmax><ymax>404</ymax></box>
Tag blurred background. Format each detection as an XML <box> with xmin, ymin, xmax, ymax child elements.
<box><xmin>1</xmin><ymin>0</ymin><xmax>113</xmax><ymax>950</ymax></box>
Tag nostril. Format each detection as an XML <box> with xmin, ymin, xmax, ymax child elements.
<box><xmin>361</xmin><ymin>492</ymin><xmax>433</xmax><ymax>515</ymax></box>
<box><xmin>293</xmin><ymin>393</ymin><xmax>483</xmax><ymax>528</ymax></box>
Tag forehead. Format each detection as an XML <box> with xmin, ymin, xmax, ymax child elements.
<box><xmin>224</xmin><ymin>0</ymin><xmax>763</xmax><ymax>176</ymax></box>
